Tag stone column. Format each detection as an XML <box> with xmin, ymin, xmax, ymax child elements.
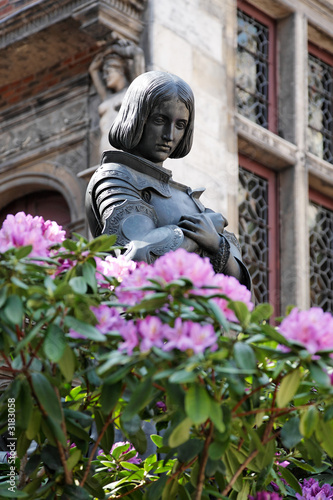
<box><xmin>278</xmin><ymin>12</ymin><xmax>310</xmax><ymax>312</ymax></box>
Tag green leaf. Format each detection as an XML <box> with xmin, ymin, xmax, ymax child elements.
<box><xmin>228</xmin><ymin>300</ymin><xmax>251</xmax><ymax>326</ymax></box>
<box><xmin>281</xmin><ymin>417</ymin><xmax>302</xmax><ymax>449</ymax></box>
<box><xmin>151</xmin><ymin>434</ymin><xmax>163</xmax><ymax>448</ymax></box>
<box><xmin>209</xmin><ymin>401</ymin><xmax>225</xmax><ymax>433</ymax></box>
<box><xmin>100</xmin><ymin>381</ymin><xmax>122</xmax><ymax>415</ymax></box>
<box><xmin>31</xmin><ymin>373</ymin><xmax>62</xmax><ymax>422</ymax></box>
<box><xmin>127</xmin><ymin>427</ymin><xmax>147</xmax><ymax>455</ymax></box>
<box><xmin>66</xmin><ymin>448</ymin><xmax>82</xmax><ymax>471</ymax></box>
<box><xmin>309</xmin><ymin>363</ymin><xmax>331</xmax><ymax>387</ymax></box>
<box><xmin>233</xmin><ymin>342</ymin><xmax>256</xmax><ymax>371</ymax></box>
<box><xmin>277</xmin><ymin>465</ymin><xmax>302</xmax><ymax>495</ymax></box>
<box><xmin>4</xmin><ymin>295</ymin><xmax>24</xmax><ymax>325</ymax></box>
<box><xmin>146</xmin><ymin>475</ymin><xmax>168</xmax><ymax>500</ymax></box>
<box><xmin>119</xmin><ymin>461</ymin><xmax>140</xmax><ymax>471</ymax></box>
<box><xmin>82</xmin><ymin>261</ymin><xmax>97</xmax><ymax>293</ymax></box>
<box><xmin>127</xmin><ymin>293</ymin><xmax>168</xmax><ymax>313</ymax></box>
<box><xmin>11</xmin><ymin>276</ymin><xmax>29</xmax><ymax>289</ymax></box>
<box><xmin>177</xmin><ymin>438</ymin><xmax>204</xmax><ymax>462</ymax></box>
<box><xmin>276</xmin><ymin>368</ymin><xmax>301</xmax><ymax>408</ymax></box>
<box><xmin>16</xmin><ymin>378</ymin><xmax>32</xmax><ymax>430</ymax></box>
<box><xmin>250</xmin><ymin>303</ymin><xmax>274</xmax><ymax>323</ymax></box>
<box><xmin>44</xmin><ymin>324</ymin><xmax>66</xmax><ymax>362</ymax></box>
<box><xmin>69</xmin><ymin>277</ymin><xmax>88</xmax><ymax>294</ymax></box>
<box><xmin>86</xmin><ymin>234</ymin><xmax>117</xmax><ymax>252</ymax></box>
<box><xmin>169</xmin><ymin>370</ymin><xmax>198</xmax><ymax>384</ymax></box>
<box><xmin>0</xmin><ymin>487</ymin><xmax>28</xmax><ymax>498</ymax></box>
<box><xmin>208</xmin><ymin>441</ymin><xmax>227</xmax><ymax>460</ymax></box>
<box><xmin>122</xmin><ymin>377</ymin><xmax>154</xmax><ymax>422</ymax></box>
<box><xmin>316</xmin><ymin>418</ymin><xmax>333</xmax><ymax>457</ymax></box>
<box><xmin>64</xmin><ymin>316</ymin><xmax>105</xmax><ymax>341</ymax></box>
<box><xmin>58</xmin><ymin>344</ymin><xmax>75</xmax><ymax>382</ymax></box>
<box><xmin>169</xmin><ymin>417</ymin><xmax>192</xmax><ymax>448</ymax></box>
<box><xmin>185</xmin><ymin>385</ymin><xmax>211</xmax><ymax>425</ymax></box>
<box><xmin>95</xmin><ymin>409</ymin><xmax>114</xmax><ymax>454</ymax></box>
<box><xmin>26</xmin><ymin>408</ymin><xmax>42</xmax><ymax>440</ymax></box>
<box><xmin>17</xmin><ymin>431</ymin><xmax>31</xmax><ymax>459</ymax></box>
<box><xmin>300</xmin><ymin>406</ymin><xmax>319</xmax><ymax>438</ymax></box>
<box><xmin>13</xmin><ymin>245</ymin><xmax>33</xmax><ymax>258</ymax></box>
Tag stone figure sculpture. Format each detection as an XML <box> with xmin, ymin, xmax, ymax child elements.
<box><xmin>86</xmin><ymin>71</ymin><xmax>251</xmax><ymax>289</ymax></box>
<box><xmin>89</xmin><ymin>38</ymin><xmax>145</xmax><ymax>154</ymax></box>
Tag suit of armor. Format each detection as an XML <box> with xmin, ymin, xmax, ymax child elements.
<box><xmin>86</xmin><ymin>150</ymin><xmax>251</xmax><ymax>289</ymax></box>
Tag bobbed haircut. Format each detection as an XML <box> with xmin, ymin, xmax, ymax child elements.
<box><xmin>109</xmin><ymin>71</ymin><xmax>195</xmax><ymax>159</ymax></box>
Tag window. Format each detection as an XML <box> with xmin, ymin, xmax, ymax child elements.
<box><xmin>238</xmin><ymin>155</ymin><xmax>279</xmax><ymax>313</ymax></box>
<box><xmin>308</xmin><ymin>189</ymin><xmax>333</xmax><ymax>312</ymax></box>
<box><xmin>236</xmin><ymin>2</ymin><xmax>276</xmax><ymax>132</ymax></box>
<box><xmin>308</xmin><ymin>46</ymin><xmax>333</xmax><ymax>164</ymax></box>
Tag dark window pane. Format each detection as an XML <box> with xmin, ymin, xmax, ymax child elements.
<box><xmin>308</xmin><ymin>54</ymin><xmax>333</xmax><ymax>164</ymax></box>
<box><xmin>238</xmin><ymin>167</ymin><xmax>269</xmax><ymax>304</ymax></box>
<box><xmin>309</xmin><ymin>201</ymin><xmax>333</xmax><ymax>312</ymax></box>
<box><xmin>237</xmin><ymin>9</ymin><xmax>269</xmax><ymax>129</ymax></box>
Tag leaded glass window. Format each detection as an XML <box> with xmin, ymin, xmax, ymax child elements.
<box><xmin>238</xmin><ymin>166</ymin><xmax>269</xmax><ymax>304</ymax></box>
<box><xmin>309</xmin><ymin>200</ymin><xmax>333</xmax><ymax>312</ymax></box>
<box><xmin>237</xmin><ymin>9</ymin><xmax>269</xmax><ymax>128</ymax></box>
<box><xmin>308</xmin><ymin>53</ymin><xmax>333</xmax><ymax>164</ymax></box>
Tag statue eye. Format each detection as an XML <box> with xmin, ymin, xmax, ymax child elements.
<box><xmin>153</xmin><ymin>116</ymin><xmax>165</xmax><ymax>124</ymax></box>
<box><xmin>176</xmin><ymin>121</ymin><xmax>187</xmax><ymax>130</ymax></box>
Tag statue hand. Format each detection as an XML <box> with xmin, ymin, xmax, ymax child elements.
<box><xmin>205</xmin><ymin>211</ymin><xmax>227</xmax><ymax>234</ymax></box>
<box><xmin>89</xmin><ymin>52</ymin><xmax>104</xmax><ymax>72</ymax></box>
<box><xmin>178</xmin><ymin>214</ymin><xmax>220</xmax><ymax>254</ymax></box>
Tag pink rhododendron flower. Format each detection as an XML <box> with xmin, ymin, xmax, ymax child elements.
<box><xmin>279</xmin><ymin>307</ymin><xmax>333</xmax><ymax>354</ymax></box>
<box><xmin>0</xmin><ymin>212</ymin><xmax>65</xmax><ymax>257</ymax></box>
<box><xmin>210</xmin><ymin>273</ymin><xmax>254</xmax><ymax>322</ymax></box>
<box><xmin>91</xmin><ymin>305</ymin><xmax>125</xmax><ymax>334</ymax></box>
<box><xmin>115</xmin><ymin>249</ymin><xmax>254</xmax><ymax>322</ymax></box>
<box><xmin>137</xmin><ymin>316</ymin><xmax>165</xmax><ymax>352</ymax></box>
<box><xmin>95</xmin><ymin>255</ymin><xmax>136</xmax><ymax>286</ymax></box>
<box><xmin>250</xmin><ymin>493</ymin><xmax>283</xmax><ymax>500</ymax></box>
<box><xmin>115</xmin><ymin>262</ymin><xmax>154</xmax><ymax>305</ymax></box>
<box><xmin>163</xmin><ymin>318</ymin><xmax>217</xmax><ymax>354</ymax></box>
<box><xmin>296</xmin><ymin>478</ymin><xmax>333</xmax><ymax>500</ymax></box>
<box><xmin>118</xmin><ymin>320</ymin><xmax>139</xmax><ymax>355</ymax></box>
<box><xmin>69</xmin><ymin>305</ymin><xmax>125</xmax><ymax>339</ymax></box>
<box><xmin>153</xmin><ymin>248</ymin><xmax>215</xmax><ymax>287</ymax></box>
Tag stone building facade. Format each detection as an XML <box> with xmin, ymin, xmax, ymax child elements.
<box><xmin>0</xmin><ymin>0</ymin><xmax>332</xmax><ymax>315</ymax></box>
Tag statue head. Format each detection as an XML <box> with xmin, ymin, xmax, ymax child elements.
<box><xmin>102</xmin><ymin>53</ymin><xmax>128</xmax><ymax>93</ymax></box>
<box><xmin>109</xmin><ymin>71</ymin><xmax>195</xmax><ymax>159</ymax></box>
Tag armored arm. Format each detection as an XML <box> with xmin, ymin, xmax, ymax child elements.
<box><xmin>86</xmin><ymin>165</ymin><xmax>184</xmax><ymax>264</ymax></box>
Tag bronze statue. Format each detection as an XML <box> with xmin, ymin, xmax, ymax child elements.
<box><xmin>86</xmin><ymin>71</ymin><xmax>251</xmax><ymax>289</ymax></box>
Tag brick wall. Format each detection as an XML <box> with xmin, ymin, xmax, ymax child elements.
<box><xmin>0</xmin><ymin>46</ymin><xmax>99</xmax><ymax>110</ymax></box>
<box><xmin>0</xmin><ymin>0</ymin><xmax>39</xmax><ymax>20</ymax></box>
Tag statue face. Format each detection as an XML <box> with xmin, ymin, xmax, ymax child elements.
<box><xmin>103</xmin><ymin>63</ymin><xmax>127</xmax><ymax>93</ymax></box>
<box><xmin>132</xmin><ymin>98</ymin><xmax>189</xmax><ymax>166</ymax></box>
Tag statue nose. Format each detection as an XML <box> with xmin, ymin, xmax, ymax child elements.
<box><xmin>162</xmin><ymin>125</ymin><xmax>174</xmax><ymax>141</ymax></box>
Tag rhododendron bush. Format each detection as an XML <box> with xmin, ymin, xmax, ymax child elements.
<box><xmin>0</xmin><ymin>213</ymin><xmax>333</xmax><ymax>500</ymax></box>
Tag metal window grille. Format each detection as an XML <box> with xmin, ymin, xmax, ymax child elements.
<box><xmin>237</xmin><ymin>9</ymin><xmax>269</xmax><ymax>128</ymax></box>
<box><xmin>238</xmin><ymin>167</ymin><xmax>269</xmax><ymax>304</ymax></box>
<box><xmin>308</xmin><ymin>54</ymin><xmax>333</xmax><ymax>164</ymax></box>
<box><xmin>309</xmin><ymin>200</ymin><xmax>333</xmax><ymax>312</ymax></box>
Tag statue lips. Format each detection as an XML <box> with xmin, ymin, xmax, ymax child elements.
<box><xmin>156</xmin><ymin>144</ymin><xmax>171</xmax><ymax>152</ymax></box>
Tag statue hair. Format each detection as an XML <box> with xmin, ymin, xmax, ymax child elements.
<box><xmin>109</xmin><ymin>71</ymin><xmax>195</xmax><ymax>158</ymax></box>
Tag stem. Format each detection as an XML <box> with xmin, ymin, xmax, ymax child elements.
<box><xmin>222</xmin><ymin>448</ymin><xmax>259</xmax><ymax>497</ymax></box>
<box><xmin>194</xmin><ymin>423</ymin><xmax>214</xmax><ymax>500</ymax></box>
<box><xmin>79</xmin><ymin>411</ymin><xmax>120</xmax><ymax>487</ymax></box>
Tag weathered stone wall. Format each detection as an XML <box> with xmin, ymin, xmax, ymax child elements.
<box><xmin>144</xmin><ymin>0</ymin><xmax>239</xmax><ymax>231</ymax></box>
